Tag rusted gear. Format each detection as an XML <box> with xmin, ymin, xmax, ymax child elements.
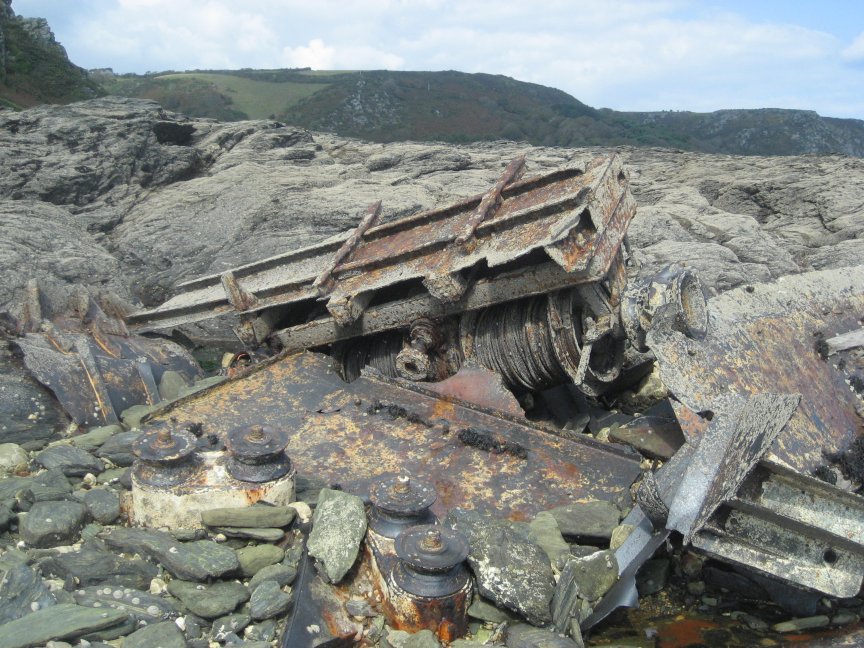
<box><xmin>225</xmin><ymin>424</ymin><xmax>292</xmax><ymax>483</ymax></box>
<box><xmin>369</xmin><ymin>475</ymin><xmax>437</xmax><ymax>539</ymax></box>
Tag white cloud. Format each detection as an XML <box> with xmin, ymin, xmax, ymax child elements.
<box><xmin>842</xmin><ymin>32</ymin><xmax>864</xmax><ymax>62</ymax></box>
<box><xmin>10</xmin><ymin>0</ymin><xmax>864</xmax><ymax>118</ymax></box>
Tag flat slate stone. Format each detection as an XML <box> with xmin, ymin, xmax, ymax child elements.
<box><xmin>200</xmin><ymin>505</ymin><xmax>295</xmax><ymax>529</ymax></box>
<box><xmin>212</xmin><ymin>526</ymin><xmax>285</xmax><ymax>542</ymax></box>
<box><xmin>552</xmin><ymin>550</ymin><xmax>618</xmax><ymax>633</ymax></box>
<box><xmin>123</xmin><ymin>620</ymin><xmax>187</xmax><ymax>648</ymax></box>
<box><xmin>307</xmin><ymin>488</ymin><xmax>367</xmax><ymax>583</ymax></box>
<box><xmin>34</xmin><ymin>446</ymin><xmax>104</xmax><ymax>477</ymax></box>
<box><xmin>250</xmin><ymin>580</ymin><xmax>291</xmax><ymax>620</ymax></box>
<box><xmin>68</xmin><ymin>426</ymin><xmax>121</xmax><ymax>452</ymax></box>
<box><xmin>529</xmin><ymin>512</ymin><xmax>570</xmax><ymax>565</ymax></box>
<box><xmin>547</xmin><ymin>500</ymin><xmax>621</xmax><ymax>541</ymax></box>
<box><xmin>80</xmin><ymin>489</ymin><xmax>120</xmax><ymax>525</ymax></box>
<box><xmin>20</xmin><ymin>501</ymin><xmax>88</xmax><ymax>548</ymax></box>
<box><xmin>446</xmin><ymin>508</ymin><xmax>554</xmax><ymax>625</ymax></box>
<box><xmin>0</xmin><ymin>443</ymin><xmax>29</xmax><ymax>477</ymax></box>
<box><xmin>73</xmin><ymin>585</ymin><xmax>177</xmax><ymax>624</ymax></box>
<box><xmin>95</xmin><ymin>431</ymin><xmax>140</xmax><ymax>467</ymax></box>
<box><xmin>236</xmin><ymin>544</ymin><xmax>285</xmax><ymax>577</ymax></box>
<box><xmin>40</xmin><ymin>547</ymin><xmax>158</xmax><ymax>590</ymax></box>
<box><xmin>210</xmin><ymin>612</ymin><xmax>251</xmax><ymax>640</ymax></box>
<box><xmin>506</xmin><ymin>624</ymin><xmax>582</xmax><ymax>647</ymax></box>
<box><xmin>100</xmin><ymin>527</ymin><xmax>239</xmax><ymax>581</ymax></box>
<box><xmin>0</xmin><ymin>603</ymin><xmax>128</xmax><ymax>648</ymax></box>
<box><xmin>0</xmin><ymin>563</ymin><xmax>56</xmax><ymax>624</ymax></box>
<box><xmin>168</xmin><ymin>579</ymin><xmax>250</xmax><ymax>619</ymax></box>
<box><xmin>249</xmin><ymin>563</ymin><xmax>298</xmax><ymax>591</ymax></box>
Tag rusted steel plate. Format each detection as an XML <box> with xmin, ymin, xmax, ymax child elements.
<box><xmin>647</xmin><ymin>266</ymin><xmax>864</xmax><ymax>473</ymax></box>
<box><xmin>127</xmin><ymin>155</ymin><xmax>636</xmax><ymax>342</ymax></box>
<box><xmin>15</xmin><ymin>331</ymin><xmax>201</xmax><ymax>426</ymax></box>
<box><xmin>148</xmin><ymin>352</ymin><xmax>642</xmax><ymax>521</ymax></box>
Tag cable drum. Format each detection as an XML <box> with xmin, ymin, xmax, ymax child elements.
<box><xmin>469</xmin><ymin>296</ymin><xmax>568</xmax><ymax>391</ymax></box>
<box><xmin>336</xmin><ymin>333</ymin><xmax>402</xmax><ymax>382</ymax></box>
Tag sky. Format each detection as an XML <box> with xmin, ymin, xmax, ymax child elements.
<box><xmin>13</xmin><ymin>0</ymin><xmax>864</xmax><ymax>119</ymax></box>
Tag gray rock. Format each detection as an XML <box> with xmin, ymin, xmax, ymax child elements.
<box><xmin>167</xmin><ymin>579</ymin><xmax>249</xmax><ymax>619</ymax></box>
<box><xmin>123</xmin><ymin>621</ymin><xmax>186</xmax><ymax>648</ymax></box>
<box><xmin>67</xmin><ymin>426</ymin><xmax>120</xmax><ymax>452</ymax></box>
<box><xmin>467</xmin><ymin>596</ymin><xmax>517</xmax><ymax>623</ymax></box>
<box><xmin>636</xmin><ymin>558</ymin><xmax>670</xmax><ymax>597</ymax></box>
<box><xmin>33</xmin><ymin>446</ymin><xmax>103</xmax><ymax>477</ymax></box>
<box><xmin>20</xmin><ymin>501</ymin><xmax>87</xmax><ymax>548</ymax></box>
<box><xmin>0</xmin><ymin>563</ymin><xmax>56</xmax><ymax>624</ymax></box>
<box><xmin>506</xmin><ymin>624</ymin><xmax>582</xmax><ymax>648</ymax></box>
<box><xmin>211</xmin><ymin>527</ymin><xmax>284</xmax><ymax>542</ymax></box>
<box><xmin>772</xmin><ymin>615</ymin><xmax>831</xmax><ymax>633</ymax></box>
<box><xmin>446</xmin><ymin>508</ymin><xmax>554</xmax><ymax>625</ymax></box>
<box><xmin>249</xmin><ymin>579</ymin><xmax>291</xmax><ymax>620</ymax></box>
<box><xmin>95</xmin><ymin>431</ymin><xmax>140</xmax><ymax>467</ymax></box>
<box><xmin>123</xmin><ymin>621</ymin><xmax>187</xmax><ymax>648</ymax></box>
<box><xmin>307</xmin><ymin>488</ymin><xmax>367</xmax><ymax>583</ymax></box>
<box><xmin>119</xmin><ymin>404</ymin><xmax>154</xmax><ymax>430</ymax></box>
<box><xmin>529</xmin><ymin>512</ymin><xmax>570</xmax><ymax>565</ymax></box>
<box><xmin>551</xmin><ymin>550</ymin><xmax>618</xmax><ymax>634</ymax></box>
<box><xmin>79</xmin><ymin>489</ymin><xmax>119</xmax><ymax>525</ymax></box>
<box><xmin>0</xmin><ymin>603</ymin><xmax>128</xmax><ymax>648</ymax></box>
<box><xmin>72</xmin><ymin>585</ymin><xmax>177</xmax><ymax>624</ymax></box>
<box><xmin>99</xmin><ymin>527</ymin><xmax>239</xmax><ymax>581</ymax></box>
<box><xmin>404</xmin><ymin>629</ymin><xmax>441</xmax><ymax>648</ymax></box>
<box><xmin>158</xmin><ymin>371</ymin><xmax>188</xmax><ymax>401</ymax></box>
<box><xmin>248</xmin><ymin>562</ymin><xmax>297</xmax><ymax>591</ymax></box>
<box><xmin>200</xmin><ymin>505</ymin><xmax>295</xmax><ymax>529</ymax></box>
<box><xmin>40</xmin><ymin>547</ymin><xmax>158</xmax><ymax>589</ymax></box>
<box><xmin>244</xmin><ymin>619</ymin><xmax>277</xmax><ymax>642</ymax></box>
<box><xmin>0</xmin><ymin>502</ymin><xmax>13</xmax><ymax>532</ymax></box>
<box><xmin>0</xmin><ymin>443</ymin><xmax>29</xmax><ymax>477</ymax></box>
<box><xmin>236</xmin><ymin>544</ymin><xmax>285</xmax><ymax>577</ymax></box>
<box><xmin>547</xmin><ymin>500</ymin><xmax>621</xmax><ymax>541</ymax></box>
<box><xmin>210</xmin><ymin>612</ymin><xmax>250</xmax><ymax>640</ymax></box>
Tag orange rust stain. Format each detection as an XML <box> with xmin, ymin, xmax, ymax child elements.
<box><xmin>657</xmin><ymin>618</ymin><xmax>721</xmax><ymax>648</ymax></box>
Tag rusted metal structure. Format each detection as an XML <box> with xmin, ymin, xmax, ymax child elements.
<box><xmin>128</xmin><ymin>154</ymin><xmax>673</xmax><ymax>398</ymax></box>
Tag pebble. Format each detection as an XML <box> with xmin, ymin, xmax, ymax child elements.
<box><xmin>158</xmin><ymin>371</ymin><xmax>188</xmax><ymax>401</ymax></box>
<box><xmin>80</xmin><ymin>489</ymin><xmax>120</xmax><ymax>525</ymax></box>
<box><xmin>307</xmin><ymin>488</ymin><xmax>367</xmax><ymax>583</ymax></box>
<box><xmin>33</xmin><ymin>445</ymin><xmax>104</xmax><ymax>477</ymax></box>
<box><xmin>210</xmin><ymin>612</ymin><xmax>251</xmax><ymax>640</ymax></box>
<box><xmin>248</xmin><ymin>562</ymin><xmax>297</xmax><ymax>591</ymax></box>
<box><xmin>235</xmin><ymin>543</ymin><xmax>285</xmax><ymax>577</ymax></box>
<box><xmin>609</xmin><ymin>524</ymin><xmax>635</xmax><ymax>551</ymax></box>
<box><xmin>0</xmin><ymin>443</ymin><xmax>29</xmax><ymax>477</ymax></box>
<box><xmin>122</xmin><ymin>620</ymin><xmax>187</xmax><ymax>648</ymax></box>
<box><xmin>95</xmin><ymin>432</ymin><xmax>140</xmax><ymax>467</ymax></box>
<box><xmin>249</xmin><ymin>580</ymin><xmax>292</xmax><ymax>620</ymax></box>
<box><xmin>167</xmin><ymin>579</ymin><xmax>250</xmax><ymax>619</ymax></box>
<box><xmin>506</xmin><ymin>624</ymin><xmax>583</xmax><ymax>647</ymax></box>
<box><xmin>19</xmin><ymin>500</ymin><xmax>88</xmax><ymax>548</ymax></box>
<box><xmin>67</xmin><ymin>426</ymin><xmax>121</xmax><ymax>452</ymax></box>
<box><xmin>467</xmin><ymin>596</ymin><xmax>517</xmax><ymax>623</ymax></box>
<box><xmin>773</xmin><ymin>615</ymin><xmax>831</xmax><ymax>632</ymax></box>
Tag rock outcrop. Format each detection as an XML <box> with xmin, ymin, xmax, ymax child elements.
<box><xmin>1</xmin><ymin>97</ymin><xmax>862</xmax><ymax>317</ymax></box>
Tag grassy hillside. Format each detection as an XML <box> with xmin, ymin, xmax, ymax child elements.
<box><xmin>100</xmin><ymin>70</ymin><xmax>331</xmax><ymax>121</ymax></box>
<box><xmin>100</xmin><ymin>68</ymin><xmax>864</xmax><ymax>156</ymax></box>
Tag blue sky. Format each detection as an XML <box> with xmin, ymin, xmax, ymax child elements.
<box><xmin>13</xmin><ymin>0</ymin><xmax>864</xmax><ymax>119</ymax></box>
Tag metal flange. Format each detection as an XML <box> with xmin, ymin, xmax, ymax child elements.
<box><xmin>393</xmin><ymin>525</ymin><xmax>470</xmax><ymax>598</ymax></box>
<box><xmin>225</xmin><ymin>424</ymin><xmax>292</xmax><ymax>483</ymax></box>
<box><xmin>369</xmin><ymin>475</ymin><xmax>437</xmax><ymax>539</ymax></box>
<box><xmin>132</xmin><ymin>426</ymin><xmax>200</xmax><ymax>486</ymax></box>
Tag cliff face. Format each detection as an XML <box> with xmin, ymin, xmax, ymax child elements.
<box><xmin>1</xmin><ymin>97</ymin><xmax>861</xmax><ymax>317</ymax></box>
<box><xmin>0</xmin><ymin>0</ymin><xmax>102</xmax><ymax>109</ymax></box>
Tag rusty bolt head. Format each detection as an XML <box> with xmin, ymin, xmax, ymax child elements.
<box><xmin>133</xmin><ymin>426</ymin><xmax>197</xmax><ymax>464</ymax></box>
<box><xmin>393</xmin><ymin>475</ymin><xmax>411</xmax><ymax>495</ymax></box>
<box><xmin>396</xmin><ymin>524</ymin><xmax>469</xmax><ymax>574</ymax></box>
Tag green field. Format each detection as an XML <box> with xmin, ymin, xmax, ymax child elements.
<box><xmin>153</xmin><ymin>72</ymin><xmax>328</xmax><ymax>119</ymax></box>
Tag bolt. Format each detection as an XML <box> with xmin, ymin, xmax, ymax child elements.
<box><xmin>154</xmin><ymin>428</ymin><xmax>172</xmax><ymax>447</ymax></box>
<box><xmin>246</xmin><ymin>425</ymin><xmax>266</xmax><ymax>443</ymax></box>
<box><xmin>420</xmin><ymin>528</ymin><xmax>443</xmax><ymax>551</ymax></box>
<box><xmin>393</xmin><ymin>475</ymin><xmax>411</xmax><ymax>495</ymax></box>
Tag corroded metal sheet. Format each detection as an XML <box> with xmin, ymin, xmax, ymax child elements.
<box><xmin>648</xmin><ymin>266</ymin><xmax>864</xmax><ymax>473</ymax></box>
<box><xmin>148</xmin><ymin>352</ymin><xmax>642</xmax><ymax>520</ymax></box>
<box><xmin>15</xmin><ymin>330</ymin><xmax>201</xmax><ymax>426</ymax></box>
<box><xmin>127</xmin><ymin>155</ymin><xmax>636</xmax><ymax>346</ymax></box>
